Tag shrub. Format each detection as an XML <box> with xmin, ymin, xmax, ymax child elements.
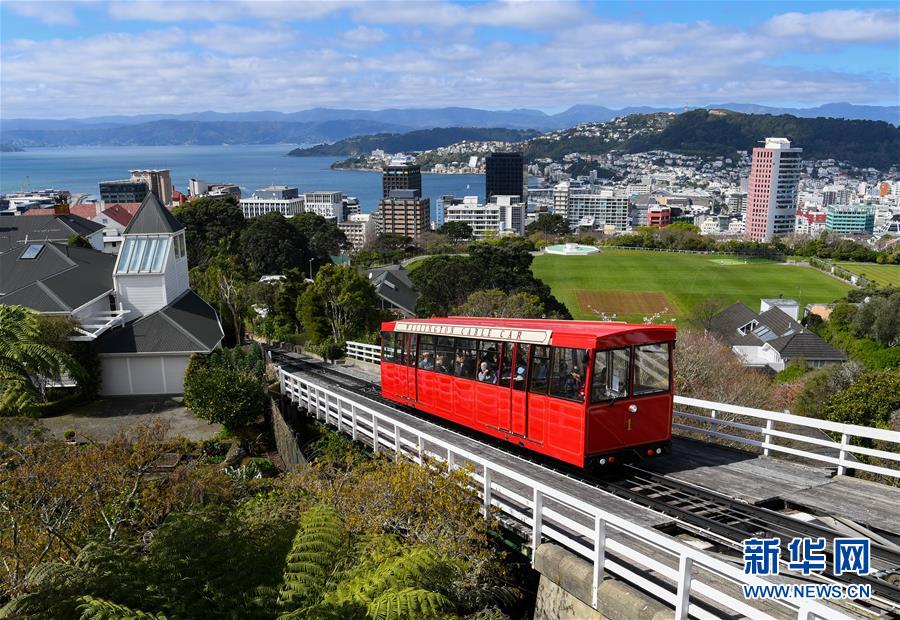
<box><xmin>183</xmin><ymin>354</ymin><xmax>268</xmax><ymax>430</ymax></box>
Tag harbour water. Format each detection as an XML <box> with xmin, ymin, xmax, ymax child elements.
<box><xmin>0</xmin><ymin>144</ymin><xmax>485</xmax><ymax>217</ymax></box>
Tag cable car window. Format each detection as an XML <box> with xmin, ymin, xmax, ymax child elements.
<box><xmin>529</xmin><ymin>346</ymin><xmax>550</xmax><ymax>395</ymax></box>
<box><xmin>512</xmin><ymin>344</ymin><xmax>530</xmax><ymax>391</ymax></box>
<box><xmin>591</xmin><ymin>348</ymin><xmax>631</xmax><ymax>403</ymax></box>
<box><xmin>633</xmin><ymin>343</ymin><xmax>671</xmax><ymax>396</ymax></box>
<box><xmin>499</xmin><ymin>343</ymin><xmax>513</xmax><ymax>387</ymax></box>
<box><xmin>453</xmin><ymin>338</ymin><xmax>477</xmax><ymax>379</ymax></box>
<box><xmin>477</xmin><ymin>341</ymin><xmax>501</xmax><ymax>384</ymax></box>
<box><xmin>434</xmin><ymin>337</ymin><xmax>454</xmax><ymax>374</ymax></box>
<box><xmin>404</xmin><ymin>334</ymin><xmax>418</xmax><ymax>367</ymax></box>
<box><xmin>382</xmin><ymin>332</ymin><xmax>396</xmax><ymax>363</ymax></box>
<box><xmin>418</xmin><ymin>335</ymin><xmax>435</xmax><ymax>370</ymax></box>
<box><xmin>549</xmin><ymin>347</ymin><xmax>588</xmax><ymax>402</ymax></box>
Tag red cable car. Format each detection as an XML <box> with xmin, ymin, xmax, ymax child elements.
<box><xmin>380</xmin><ymin>317</ymin><xmax>675</xmax><ymax>468</ymax></box>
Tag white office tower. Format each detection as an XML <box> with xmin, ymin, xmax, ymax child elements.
<box><xmin>304</xmin><ymin>191</ymin><xmax>345</xmax><ymax>223</ymax></box>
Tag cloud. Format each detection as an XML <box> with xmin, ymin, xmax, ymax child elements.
<box><xmin>105</xmin><ymin>0</ymin><xmax>350</xmax><ymax>22</ymax></box>
<box><xmin>5</xmin><ymin>1</ymin><xmax>78</xmax><ymax>25</ymax></box>
<box><xmin>342</xmin><ymin>26</ymin><xmax>389</xmax><ymax>48</ymax></box>
<box><xmin>764</xmin><ymin>9</ymin><xmax>900</xmax><ymax>43</ymax></box>
<box><xmin>2</xmin><ymin>3</ymin><xmax>898</xmax><ymax>117</ymax></box>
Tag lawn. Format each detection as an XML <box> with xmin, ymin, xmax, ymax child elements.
<box><xmin>531</xmin><ymin>249</ymin><xmax>852</xmax><ymax>321</ymax></box>
<box><xmin>835</xmin><ymin>262</ymin><xmax>900</xmax><ymax>288</ymax></box>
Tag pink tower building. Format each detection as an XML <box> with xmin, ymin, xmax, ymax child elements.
<box><xmin>745</xmin><ymin>138</ymin><xmax>803</xmax><ymax>242</ymax></box>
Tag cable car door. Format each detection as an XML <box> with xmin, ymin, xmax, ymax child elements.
<box><xmin>508</xmin><ymin>343</ymin><xmax>529</xmax><ymax>437</ymax></box>
<box><xmin>403</xmin><ymin>333</ymin><xmax>417</xmax><ymax>401</ymax></box>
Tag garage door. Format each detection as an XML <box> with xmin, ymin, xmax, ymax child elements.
<box><xmin>100</xmin><ymin>356</ymin><xmax>190</xmax><ymax>395</ymax></box>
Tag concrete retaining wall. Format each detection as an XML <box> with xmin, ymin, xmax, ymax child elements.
<box><xmin>270</xmin><ymin>397</ymin><xmax>306</xmax><ymax>472</ymax></box>
<box><xmin>533</xmin><ymin>544</ymin><xmax>673</xmax><ymax>620</ymax></box>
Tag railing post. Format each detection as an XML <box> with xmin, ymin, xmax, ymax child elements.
<box><xmin>372</xmin><ymin>417</ymin><xmax>379</xmax><ymax>454</ymax></box>
<box><xmin>674</xmin><ymin>555</ymin><xmax>693</xmax><ymax>620</ymax></box>
<box><xmin>763</xmin><ymin>418</ymin><xmax>774</xmax><ymax>457</ymax></box>
<box><xmin>483</xmin><ymin>467</ymin><xmax>492</xmax><ymax>520</ymax></box>
<box><xmin>447</xmin><ymin>450</ymin><xmax>455</xmax><ymax>471</ymax></box>
<box><xmin>394</xmin><ymin>424</ymin><xmax>401</xmax><ymax>460</ymax></box>
<box><xmin>709</xmin><ymin>409</ymin><xmax>717</xmax><ymax>431</ymax></box>
<box><xmin>417</xmin><ymin>436</ymin><xmax>425</xmax><ymax>464</ymax></box>
<box><xmin>591</xmin><ymin>516</ymin><xmax>606</xmax><ymax>609</ymax></box>
<box><xmin>337</xmin><ymin>399</ymin><xmax>343</xmax><ymax>432</ymax></box>
<box><xmin>531</xmin><ymin>488</ymin><xmax>543</xmax><ymax>566</ymax></box>
<box><xmin>838</xmin><ymin>433</ymin><xmax>849</xmax><ymax>476</ymax></box>
<box><xmin>351</xmin><ymin>404</ymin><xmax>358</xmax><ymax>441</ymax></box>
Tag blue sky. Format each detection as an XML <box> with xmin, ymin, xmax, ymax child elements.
<box><xmin>1</xmin><ymin>1</ymin><xmax>898</xmax><ymax>118</ymax></box>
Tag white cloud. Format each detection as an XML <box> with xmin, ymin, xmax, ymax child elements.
<box><xmin>191</xmin><ymin>25</ymin><xmax>297</xmax><ymax>54</ymax></box>
<box><xmin>764</xmin><ymin>9</ymin><xmax>900</xmax><ymax>43</ymax></box>
<box><xmin>342</xmin><ymin>26</ymin><xmax>388</xmax><ymax>48</ymax></box>
<box><xmin>5</xmin><ymin>1</ymin><xmax>78</xmax><ymax>25</ymax></box>
<box><xmin>105</xmin><ymin>0</ymin><xmax>350</xmax><ymax>22</ymax></box>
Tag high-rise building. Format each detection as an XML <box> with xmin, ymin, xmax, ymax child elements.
<box><xmin>825</xmin><ymin>204</ymin><xmax>876</xmax><ymax>234</ymax></box>
<box><xmin>378</xmin><ymin>189</ymin><xmax>430</xmax><ymax>240</ymax></box>
<box><xmin>130</xmin><ymin>170</ymin><xmax>173</xmax><ymax>206</ymax></box>
<box><xmin>745</xmin><ymin>138</ymin><xmax>802</xmax><ymax>242</ymax></box>
<box><xmin>239</xmin><ymin>185</ymin><xmax>304</xmax><ymax>218</ymax></box>
<box><xmin>485</xmin><ymin>152</ymin><xmax>525</xmax><ymax>203</ymax></box>
<box><xmin>440</xmin><ymin>195</ymin><xmax>525</xmax><ymax>239</ymax></box>
<box><xmin>338</xmin><ymin>213</ymin><xmax>377</xmax><ymax>251</ymax></box>
<box><xmin>303</xmin><ymin>191</ymin><xmax>344</xmax><ymax>222</ymax></box>
<box><xmin>566</xmin><ymin>189</ymin><xmax>629</xmax><ymax>232</ymax></box>
<box><xmin>382</xmin><ymin>155</ymin><xmax>422</xmax><ymax>198</ymax></box>
<box><xmin>99</xmin><ymin>180</ymin><xmax>149</xmax><ymax>205</ymax></box>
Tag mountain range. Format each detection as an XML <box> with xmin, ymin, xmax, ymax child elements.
<box><xmin>1</xmin><ymin>102</ymin><xmax>897</xmax><ymax>148</ymax></box>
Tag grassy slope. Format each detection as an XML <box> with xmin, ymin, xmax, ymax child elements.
<box><xmin>532</xmin><ymin>249</ymin><xmax>852</xmax><ymax>321</ymax></box>
<box><xmin>835</xmin><ymin>262</ymin><xmax>900</xmax><ymax>288</ymax></box>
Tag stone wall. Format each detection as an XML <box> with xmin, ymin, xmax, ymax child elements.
<box><xmin>270</xmin><ymin>396</ymin><xmax>306</xmax><ymax>472</ymax></box>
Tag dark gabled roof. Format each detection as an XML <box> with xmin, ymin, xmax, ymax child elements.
<box><xmin>366</xmin><ymin>265</ymin><xmax>419</xmax><ymax>316</ymax></box>
<box><xmin>707</xmin><ymin>302</ymin><xmax>760</xmax><ymax>347</ymax></box>
<box><xmin>758</xmin><ymin>307</ymin><xmax>802</xmax><ymax>336</ymax></box>
<box><xmin>123</xmin><ymin>193</ymin><xmax>183</xmax><ymax>235</ymax></box>
<box><xmin>95</xmin><ymin>291</ymin><xmax>223</xmax><ymax>354</ymax></box>
<box><xmin>768</xmin><ymin>332</ymin><xmax>847</xmax><ymax>362</ymax></box>
<box><xmin>0</xmin><ymin>214</ymin><xmax>103</xmax><ymax>252</ymax></box>
<box><xmin>0</xmin><ymin>243</ymin><xmax>114</xmax><ymax>311</ymax></box>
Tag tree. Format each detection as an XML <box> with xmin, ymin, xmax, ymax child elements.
<box><xmin>409</xmin><ymin>256</ymin><xmax>481</xmax><ymax>317</ymax></box>
<box><xmin>240</xmin><ymin>212</ymin><xmax>314</xmax><ymax>278</ymax></box>
<box><xmin>67</xmin><ymin>234</ymin><xmax>92</xmax><ymax>248</ymax></box>
<box><xmin>191</xmin><ymin>257</ymin><xmax>251</xmax><ymax>346</ymax></box>
<box><xmin>525</xmin><ymin>213</ymin><xmax>569</xmax><ymax>236</ymax></box>
<box><xmin>0</xmin><ymin>306</ymin><xmax>82</xmax><ymax>416</ymax></box>
<box><xmin>171</xmin><ymin>197</ymin><xmax>244</xmax><ymax>269</ymax></box>
<box><xmin>297</xmin><ymin>265</ymin><xmax>382</xmax><ymax>343</ymax></box>
<box><xmin>182</xmin><ymin>349</ymin><xmax>268</xmax><ymax>430</ymax></box>
<box><xmin>823</xmin><ymin>369</ymin><xmax>900</xmax><ymax>428</ymax></box>
<box><xmin>686</xmin><ymin>298</ymin><xmax>725</xmax><ymax>331</ymax></box>
<box><xmin>291</xmin><ymin>212</ymin><xmax>349</xmax><ymax>261</ymax></box>
<box><xmin>852</xmin><ymin>292</ymin><xmax>900</xmax><ymax>347</ymax></box>
<box><xmin>454</xmin><ymin>289</ymin><xmax>545</xmax><ymax>318</ymax></box>
<box><xmin>438</xmin><ymin>221</ymin><xmax>473</xmax><ymax>244</ymax></box>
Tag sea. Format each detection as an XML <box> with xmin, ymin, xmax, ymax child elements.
<box><xmin>0</xmin><ymin>144</ymin><xmax>485</xmax><ymax>219</ymax></box>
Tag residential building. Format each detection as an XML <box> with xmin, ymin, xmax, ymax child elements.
<box><xmin>825</xmin><ymin>204</ymin><xmax>876</xmax><ymax>234</ymax></box>
<box><xmin>441</xmin><ymin>195</ymin><xmax>525</xmax><ymax>239</ymax></box>
<box><xmin>239</xmin><ymin>185</ymin><xmax>304</xmax><ymax>218</ymax></box>
<box><xmin>342</xmin><ymin>196</ymin><xmax>361</xmax><ymax>218</ymax></box>
<box><xmin>382</xmin><ymin>155</ymin><xmax>422</xmax><ymax>198</ymax></box>
<box><xmin>485</xmin><ymin>152</ymin><xmax>525</xmax><ymax>203</ymax></box>
<box><xmin>338</xmin><ymin>213</ymin><xmax>377</xmax><ymax>251</ymax></box>
<box><xmin>822</xmin><ymin>185</ymin><xmax>852</xmax><ymax>208</ymax></box>
<box><xmin>92</xmin><ymin>204</ymin><xmax>134</xmax><ymax>253</ymax></box>
<box><xmin>378</xmin><ymin>189</ymin><xmax>430</xmax><ymax>240</ymax></box>
<box><xmin>795</xmin><ymin>209</ymin><xmax>827</xmax><ymax>236</ymax></box>
<box><xmin>365</xmin><ymin>265</ymin><xmax>419</xmax><ymax>317</ymax></box>
<box><xmin>0</xmin><ymin>193</ymin><xmax>223</xmax><ymax>395</ymax></box>
<box><xmin>566</xmin><ymin>189</ymin><xmax>629</xmax><ymax>232</ymax></box>
<box><xmin>130</xmin><ymin>169</ymin><xmax>173</xmax><ymax>206</ymax></box>
<box><xmin>745</xmin><ymin>138</ymin><xmax>803</xmax><ymax>241</ymax></box>
<box><xmin>552</xmin><ymin>181</ymin><xmax>570</xmax><ymax>221</ymax></box>
<box><xmin>726</xmin><ymin>192</ymin><xmax>747</xmax><ymax>214</ymax></box>
<box><xmin>100</xmin><ymin>179</ymin><xmax>149</xmax><ymax>205</ymax></box>
<box><xmin>0</xmin><ymin>213</ymin><xmax>104</xmax><ymax>253</ymax></box>
<box><xmin>708</xmin><ymin>301</ymin><xmax>845</xmax><ymax>371</ymax></box>
<box><xmin>303</xmin><ymin>191</ymin><xmax>345</xmax><ymax>223</ymax></box>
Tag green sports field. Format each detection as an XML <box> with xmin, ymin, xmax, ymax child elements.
<box><xmin>532</xmin><ymin>249</ymin><xmax>852</xmax><ymax>321</ymax></box>
<box><xmin>835</xmin><ymin>262</ymin><xmax>900</xmax><ymax>288</ymax></box>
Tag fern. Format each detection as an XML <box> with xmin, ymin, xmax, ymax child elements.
<box><xmin>367</xmin><ymin>587</ymin><xmax>454</xmax><ymax>620</ymax></box>
<box><xmin>75</xmin><ymin>596</ymin><xmax>165</xmax><ymax>620</ymax></box>
<box><xmin>277</xmin><ymin>506</ymin><xmax>347</xmax><ymax>613</ymax></box>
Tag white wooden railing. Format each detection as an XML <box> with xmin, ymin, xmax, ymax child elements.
<box><xmin>674</xmin><ymin>397</ymin><xmax>900</xmax><ymax>479</ymax></box>
<box><xmin>344</xmin><ymin>341</ymin><xmax>900</xmax><ymax>480</ymax></box>
<box><xmin>278</xmin><ymin>367</ymin><xmax>850</xmax><ymax>620</ymax></box>
<box><xmin>345</xmin><ymin>341</ymin><xmax>381</xmax><ymax>365</ymax></box>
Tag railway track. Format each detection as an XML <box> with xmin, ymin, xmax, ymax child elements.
<box><xmin>272</xmin><ymin>351</ymin><xmax>900</xmax><ymax>614</ymax></box>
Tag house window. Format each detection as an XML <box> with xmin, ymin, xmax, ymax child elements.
<box><xmin>116</xmin><ymin>236</ymin><xmax>169</xmax><ymax>274</ymax></box>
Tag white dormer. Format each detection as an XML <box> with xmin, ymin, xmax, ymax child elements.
<box><xmin>113</xmin><ymin>193</ymin><xmax>189</xmax><ymax>317</ymax></box>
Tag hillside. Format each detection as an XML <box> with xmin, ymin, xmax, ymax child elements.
<box><xmin>519</xmin><ymin>110</ymin><xmax>899</xmax><ymax>170</ymax></box>
<box><xmin>288</xmin><ymin>127</ymin><xmax>540</xmax><ymax>157</ymax></box>
<box><xmin>0</xmin><ymin>119</ymin><xmax>408</xmax><ymax>147</ymax></box>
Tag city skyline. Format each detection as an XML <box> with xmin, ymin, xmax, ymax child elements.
<box><xmin>1</xmin><ymin>0</ymin><xmax>898</xmax><ymax>119</ymax></box>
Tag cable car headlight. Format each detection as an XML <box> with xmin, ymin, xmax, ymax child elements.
<box><xmin>628</xmin><ymin>404</ymin><xmax>638</xmax><ymax>413</ymax></box>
